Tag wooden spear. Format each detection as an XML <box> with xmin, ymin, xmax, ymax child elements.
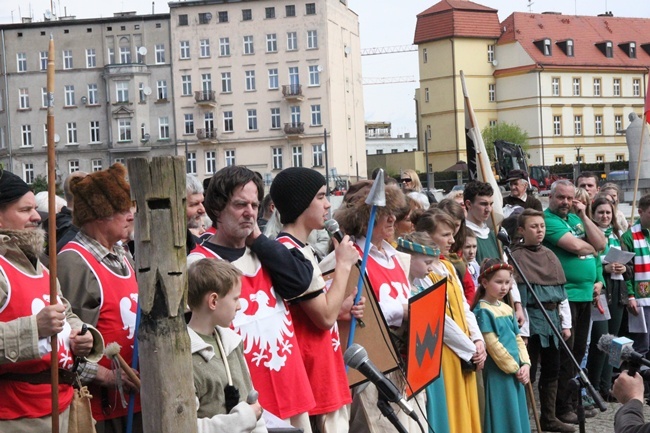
<box><xmin>46</xmin><ymin>33</ymin><xmax>60</xmax><ymax>433</ymax></box>
<box><xmin>629</xmin><ymin>113</ymin><xmax>647</xmax><ymax>224</ymax></box>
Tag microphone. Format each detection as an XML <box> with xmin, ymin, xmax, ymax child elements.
<box><xmin>497</xmin><ymin>227</ymin><xmax>511</xmax><ymax>246</ymax></box>
<box><xmin>324</xmin><ymin>219</ymin><xmax>344</xmax><ymax>243</ymax></box>
<box><xmin>597</xmin><ymin>334</ymin><xmax>650</xmax><ymax>376</ymax></box>
<box><xmin>344</xmin><ymin>343</ymin><xmax>418</xmax><ymax>421</ymax></box>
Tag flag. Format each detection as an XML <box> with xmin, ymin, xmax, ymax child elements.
<box><xmin>461</xmin><ymin>70</ymin><xmax>504</xmax><ymax>227</ymax></box>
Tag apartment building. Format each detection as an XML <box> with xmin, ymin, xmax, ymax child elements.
<box><xmin>414</xmin><ymin>0</ymin><xmax>650</xmax><ymax>170</ymax></box>
<box><xmin>0</xmin><ymin>12</ymin><xmax>176</xmax><ymax>184</ymax></box>
<box><xmin>168</xmin><ymin>0</ymin><xmax>366</xmax><ymax>183</ymax></box>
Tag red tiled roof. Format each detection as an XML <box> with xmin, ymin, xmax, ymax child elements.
<box><xmin>498</xmin><ymin>12</ymin><xmax>650</xmax><ymax>70</ymax></box>
<box><xmin>414</xmin><ymin>0</ymin><xmax>501</xmax><ymax>44</ymax></box>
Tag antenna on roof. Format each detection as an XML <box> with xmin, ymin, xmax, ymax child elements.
<box><xmin>527</xmin><ymin>1</ymin><xmax>534</xmax><ymax>12</ymax></box>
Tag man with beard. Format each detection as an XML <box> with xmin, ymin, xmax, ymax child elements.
<box><xmin>188</xmin><ymin>166</ymin><xmax>316</xmax><ymax>432</ymax></box>
<box><xmin>57</xmin><ymin>164</ymin><xmax>142</xmax><ymax>433</ymax></box>
<box><xmin>543</xmin><ymin>179</ymin><xmax>606</xmax><ymax>424</ymax></box>
<box><xmin>0</xmin><ymin>170</ymin><xmax>102</xmax><ymax>432</ymax></box>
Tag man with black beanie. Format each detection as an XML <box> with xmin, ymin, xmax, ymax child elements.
<box><xmin>271</xmin><ymin>167</ymin><xmax>363</xmax><ymax>432</ymax></box>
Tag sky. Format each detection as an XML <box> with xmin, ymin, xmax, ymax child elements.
<box><xmin>2</xmin><ymin>0</ymin><xmax>649</xmax><ymax>137</ymax></box>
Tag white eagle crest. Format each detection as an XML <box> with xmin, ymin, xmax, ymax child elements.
<box><xmin>31</xmin><ymin>295</ymin><xmax>73</xmax><ymax>368</ymax></box>
<box><xmin>235</xmin><ymin>289</ymin><xmax>294</xmax><ymax>372</ymax></box>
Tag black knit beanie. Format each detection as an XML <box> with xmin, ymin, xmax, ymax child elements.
<box><xmin>0</xmin><ymin>170</ymin><xmax>31</xmax><ymax>206</ymax></box>
<box><xmin>270</xmin><ymin>167</ymin><xmax>326</xmax><ymax>224</ymax></box>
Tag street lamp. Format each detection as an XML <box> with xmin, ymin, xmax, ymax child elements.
<box><xmin>575</xmin><ymin>146</ymin><xmax>582</xmax><ymax>176</ymax></box>
<box><xmin>424</xmin><ymin>128</ymin><xmax>432</xmax><ymax>189</ymax></box>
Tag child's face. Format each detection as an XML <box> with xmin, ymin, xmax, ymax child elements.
<box><xmin>213</xmin><ymin>280</ymin><xmax>242</xmax><ymax>328</ymax></box>
<box><xmin>410</xmin><ymin>254</ymin><xmax>434</xmax><ymax>281</ymax></box>
<box><xmin>518</xmin><ymin>215</ymin><xmax>546</xmax><ymax>246</ymax></box>
<box><xmin>481</xmin><ymin>269</ymin><xmax>512</xmax><ymax>303</ymax></box>
<box><xmin>462</xmin><ymin>237</ymin><xmax>477</xmax><ymax>261</ymax></box>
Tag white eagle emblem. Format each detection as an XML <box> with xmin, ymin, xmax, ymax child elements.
<box><xmin>234</xmin><ymin>289</ymin><xmax>294</xmax><ymax>372</ymax></box>
<box><xmin>31</xmin><ymin>295</ymin><xmax>73</xmax><ymax>368</ymax></box>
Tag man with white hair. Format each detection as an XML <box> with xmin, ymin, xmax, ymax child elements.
<box><xmin>503</xmin><ymin>169</ymin><xmax>543</xmax><ymax>211</ymax></box>
<box><xmin>186</xmin><ymin>174</ymin><xmax>206</xmax><ymax>252</ymax></box>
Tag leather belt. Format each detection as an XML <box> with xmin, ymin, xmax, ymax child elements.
<box><xmin>0</xmin><ymin>368</ymin><xmax>76</xmax><ymax>385</ymax></box>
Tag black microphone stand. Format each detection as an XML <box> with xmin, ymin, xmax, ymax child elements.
<box><xmin>500</xmin><ymin>237</ymin><xmax>606</xmax><ymax>433</ymax></box>
<box><xmin>376</xmin><ymin>392</ymin><xmax>408</xmax><ymax>433</ymax></box>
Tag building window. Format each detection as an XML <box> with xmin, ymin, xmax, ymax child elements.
<box><xmin>219</xmin><ymin>38</ymin><xmax>230</xmax><ymax>56</ymax></box>
<box><xmin>307</xmin><ymin>30</ymin><xmax>318</xmax><ymax>49</ymax></box>
<box><xmin>487</xmin><ymin>44</ymin><xmax>495</xmax><ymax>62</ymax></box>
<box><xmin>23</xmin><ymin>163</ymin><xmax>34</xmax><ymax>184</ymax></box>
<box><xmin>155</xmin><ymin>44</ymin><xmax>165</xmax><ymax>64</ymax></box>
<box><xmin>268</xmin><ymin>68</ymin><xmax>279</xmax><ymax>89</ymax></box>
<box><xmin>184</xmin><ymin>114</ymin><xmax>194</xmax><ymax>134</ymax></box>
<box><xmin>204</xmin><ymin>112</ymin><xmax>214</xmax><ymax>132</ymax></box>
<box><xmin>271</xmin><ymin>108</ymin><xmax>281</xmax><ymax>129</ymax></box>
<box><xmin>198</xmin><ymin>12</ymin><xmax>211</xmax><ymax>24</ymax></box>
<box><xmin>553</xmin><ymin>115</ymin><xmax>561</xmax><ymax>136</ymax></box>
<box><xmin>552</xmin><ymin>77</ymin><xmax>560</xmax><ymax>96</ymax></box>
<box><xmin>247</xmin><ymin>109</ymin><xmax>258</xmax><ymax>130</ymax></box>
<box><xmin>68</xmin><ymin>160</ymin><xmax>80</xmax><ymax>173</ymax></box>
<box><xmin>186</xmin><ymin>152</ymin><xmax>197</xmax><ymax>174</ymax></box>
<box><xmin>86</xmin><ymin>48</ymin><xmax>96</xmax><ymax>68</ymax></box>
<box><xmin>615</xmin><ymin>115</ymin><xmax>623</xmax><ymax>132</ymax></box>
<box><xmin>205</xmin><ymin>151</ymin><xmax>217</xmax><ymax>174</ymax></box>
<box><xmin>242</xmin><ymin>9</ymin><xmax>252</xmax><ymax>21</ymax></box>
<box><xmin>265</xmin><ymin>7</ymin><xmax>275</xmax><ymax>19</ymax></box>
<box><xmin>489</xmin><ymin>120</ymin><xmax>497</xmax><ymax>127</ymax></box>
<box><xmin>90</xmin><ymin>120</ymin><xmax>100</xmax><ymax>143</ymax></box>
<box><xmin>605</xmin><ymin>41</ymin><xmax>613</xmax><ymax>58</ymax></box>
<box><xmin>306</xmin><ymin>3</ymin><xmax>316</xmax><ymax>15</ymax></box>
<box><xmin>40</xmin><ymin>51</ymin><xmax>48</xmax><ymax>70</ymax></box>
<box><xmin>118</xmin><ymin>119</ymin><xmax>132</xmax><ymax>141</ymax></box>
<box><xmin>613</xmin><ymin>78</ymin><xmax>621</xmax><ymax>96</ymax></box>
<box><xmin>292</xmin><ymin>146</ymin><xmax>303</xmax><ymax>167</ymax></box>
<box><xmin>309</xmin><ymin>65</ymin><xmax>320</xmax><ymax>86</ymax></box>
<box><xmin>91</xmin><ymin>159</ymin><xmax>103</xmax><ymax>172</ymax></box>
<box><xmin>159</xmin><ymin>117</ymin><xmax>169</xmax><ymax>139</ymax></box>
<box><xmin>218</xmin><ymin>11</ymin><xmax>228</xmax><ymax>23</ymax></box>
<box><xmin>114</xmin><ymin>158</ymin><xmax>125</xmax><ymax>165</ymax></box>
<box><xmin>223</xmin><ymin>111</ymin><xmax>233</xmax><ymax>132</ymax></box>
<box><xmin>287</xmin><ymin>32</ymin><xmax>298</xmax><ymax>51</ymax></box>
<box><xmin>178</xmin><ymin>14</ymin><xmax>188</xmax><ymax>26</ymax></box>
<box><xmin>18</xmin><ymin>88</ymin><xmax>29</xmax><ymax>109</ymax></box>
<box><xmin>225</xmin><ymin>149</ymin><xmax>235</xmax><ymax>166</ymax></box>
<box><xmin>593</xmin><ymin>78</ymin><xmax>601</xmax><ymax>97</ymax></box>
<box><xmin>289</xmin><ymin>67</ymin><xmax>300</xmax><ymax>86</ymax></box>
<box><xmin>115</xmin><ymin>81</ymin><xmax>129</xmax><ymax>102</ymax></box>
<box><xmin>266</xmin><ymin>34</ymin><xmax>277</xmax><ymax>53</ymax></box>
<box><xmin>286</xmin><ymin>5</ymin><xmax>296</xmax><ymax>17</ymax></box>
<box><xmin>84</xmin><ymin>83</ymin><xmax>97</xmax><ymax>105</ymax></box>
<box><xmin>312</xmin><ymin>144</ymin><xmax>323</xmax><ymax>167</ymax></box>
<box><xmin>574</xmin><ymin>115</ymin><xmax>582</xmax><ymax>136</ymax></box>
<box><xmin>616</xmin><ymin>154</ymin><xmax>624</xmax><ymax>162</ymax></box>
<box><xmin>66</xmin><ymin>122</ymin><xmax>78</xmax><ymax>144</ymax></box>
<box><xmin>245</xmin><ymin>70</ymin><xmax>256</xmax><ymax>91</ymax></box>
<box><xmin>311</xmin><ymin>104</ymin><xmax>321</xmax><ymax>126</ymax></box>
<box><xmin>119</xmin><ymin>46</ymin><xmax>131</xmax><ymax>64</ymax></box>
<box><xmin>63</xmin><ymin>50</ymin><xmax>73</xmax><ymax>69</ymax></box>
<box><xmin>180</xmin><ymin>41</ymin><xmax>190</xmax><ymax>59</ymax></box>
<box><xmin>633</xmin><ymin>78</ymin><xmax>640</xmax><ymax>97</ymax></box>
<box><xmin>201</xmin><ymin>73</ymin><xmax>212</xmax><ymax>93</ymax></box>
<box><xmin>272</xmin><ymin>147</ymin><xmax>283</xmax><ymax>170</ymax></box>
<box><xmin>157</xmin><ymin>80</ymin><xmax>168</xmax><ymax>100</ymax></box>
<box><xmin>64</xmin><ymin>85</ymin><xmax>75</xmax><ymax>106</ymax></box>
<box><xmin>181</xmin><ymin>75</ymin><xmax>192</xmax><ymax>96</ymax></box>
<box><xmin>488</xmin><ymin>84</ymin><xmax>496</xmax><ymax>102</ymax></box>
<box><xmin>423</xmin><ymin>48</ymin><xmax>428</xmax><ymax>63</ymax></box>
<box><xmin>555</xmin><ymin>156</ymin><xmax>564</xmax><ymax>164</ymax></box>
<box><xmin>595</xmin><ymin>115</ymin><xmax>603</xmax><ymax>135</ymax></box>
<box><xmin>243</xmin><ymin>36</ymin><xmax>254</xmax><ymax>55</ymax></box>
<box><xmin>21</xmin><ymin>125</ymin><xmax>32</xmax><ymax>147</ymax></box>
<box><xmin>41</xmin><ymin>87</ymin><xmax>48</xmax><ymax>107</ymax></box>
<box><xmin>596</xmin><ymin>155</ymin><xmax>604</xmax><ymax>163</ymax></box>
<box><xmin>290</xmin><ymin>106</ymin><xmax>301</xmax><ymax>124</ymax></box>
<box><xmin>573</xmin><ymin>78</ymin><xmax>581</xmax><ymax>96</ymax></box>
<box><xmin>543</xmin><ymin>39</ymin><xmax>551</xmax><ymax>56</ymax></box>
<box><xmin>221</xmin><ymin>72</ymin><xmax>232</xmax><ymax>93</ymax></box>
<box><xmin>17</xmin><ymin>53</ymin><xmax>27</xmax><ymax>72</ymax></box>
<box><xmin>107</xmin><ymin>48</ymin><xmax>115</xmax><ymax>64</ymax></box>
<box><xmin>424</xmin><ymin>88</ymin><xmax>429</xmax><ymax>103</ymax></box>
<box><xmin>566</xmin><ymin>40</ymin><xmax>574</xmax><ymax>57</ymax></box>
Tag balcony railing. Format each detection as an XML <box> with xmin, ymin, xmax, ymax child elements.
<box><xmin>284</xmin><ymin>122</ymin><xmax>304</xmax><ymax>136</ymax></box>
<box><xmin>282</xmin><ymin>84</ymin><xmax>303</xmax><ymax>99</ymax></box>
<box><xmin>194</xmin><ymin>90</ymin><xmax>216</xmax><ymax>104</ymax></box>
<box><xmin>196</xmin><ymin>128</ymin><xmax>218</xmax><ymax>140</ymax></box>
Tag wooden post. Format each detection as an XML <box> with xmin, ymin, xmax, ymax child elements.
<box><xmin>127</xmin><ymin>156</ymin><xmax>197</xmax><ymax>433</ymax></box>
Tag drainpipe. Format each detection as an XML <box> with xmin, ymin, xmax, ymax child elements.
<box><xmin>1</xmin><ymin>30</ymin><xmax>14</xmax><ymax>171</ymax></box>
<box><xmin>537</xmin><ymin>66</ymin><xmax>545</xmax><ymax>166</ymax></box>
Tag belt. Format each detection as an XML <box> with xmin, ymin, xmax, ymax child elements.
<box><xmin>530</xmin><ymin>302</ymin><xmax>559</xmax><ymax>311</ymax></box>
<box><xmin>0</xmin><ymin>368</ymin><xmax>76</xmax><ymax>385</ymax></box>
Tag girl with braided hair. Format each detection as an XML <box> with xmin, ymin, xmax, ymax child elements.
<box><xmin>472</xmin><ymin>258</ymin><xmax>531</xmax><ymax>433</ymax></box>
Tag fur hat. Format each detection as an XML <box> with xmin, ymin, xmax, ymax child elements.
<box><xmin>270</xmin><ymin>168</ymin><xmax>326</xmax><ymax>224</ymax></box>
<box><xmin>70</xmin><ymin>163</ymin><xmax>132</xmax><ymax>226</ymax></box>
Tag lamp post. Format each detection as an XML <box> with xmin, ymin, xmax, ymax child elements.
<box><xmin>575</xmin><ymin>146</ymin><xmax>582</xmax><ymax>176</ymax></box>
<box><xmin>424</xmin><ymin>128</ymin><xmax>432</xmax><ymax>189</ymax></box>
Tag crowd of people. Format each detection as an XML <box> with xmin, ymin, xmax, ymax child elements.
<box><xmin>1</xmin><ymin>163</ymin><xmax>650</xmax><ymax>433</ymax></box>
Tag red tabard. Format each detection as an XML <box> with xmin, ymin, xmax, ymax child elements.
<box><xmin>59</xmin><ymin>242</ymin><xmax>141</xmax><ymax>421</ymax></box>
<box><xmin>276</xmin><ymin>236</ymin><xmax>351</xmax><ymax>415</ymax></box>
<box><xmin>354</xmin><ymin>245</ymin><xmax>410</xmax><ymax>310</ymax></box>
<box><xmin>0</xmin><ymin>256</ymin><xmax>74</xmax><ymax>419</ymax></box>
<box><xmin>188</xmin><ymin>244</ymin><xmax>315</xmax><ymax>419</ymax></box>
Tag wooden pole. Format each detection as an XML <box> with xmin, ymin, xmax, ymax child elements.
<box><xmin>126</xmin><ymin>156</ymin><xmax>197</xmax><ymax>433</ymax></box>
<box><xmin>629</xmin><ymin>115</ymin><xmax>647</xmax><ymax>224</ymax></box>
<box><xmin>46</xmin><ymin>33</ymin><xmax>60</xmax><ymax>433</ymax></box>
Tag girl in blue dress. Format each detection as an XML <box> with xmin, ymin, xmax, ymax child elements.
<box><xmin>472</xmin><ymin>258</ymin><xmax>531</xmax><ymax>433</ymax></box>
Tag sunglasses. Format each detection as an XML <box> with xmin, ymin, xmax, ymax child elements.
<box><xmin>400</xmin><ymin>178</ymin><xmax>412</xmax><ymax>183</ymax></box>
